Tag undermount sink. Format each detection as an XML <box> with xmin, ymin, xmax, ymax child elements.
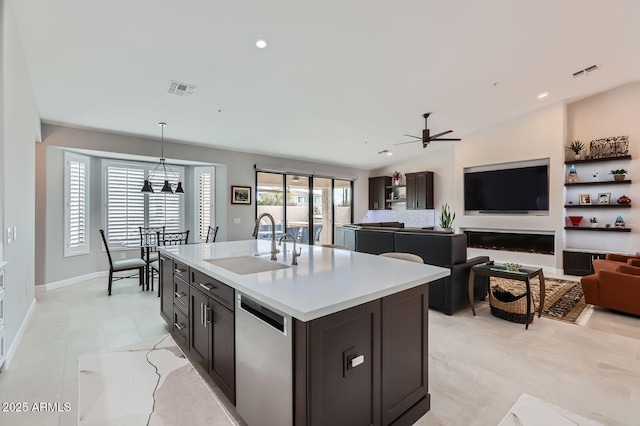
<box><xmin>204</xmin><ymin>255</ymin><xmax>291</xmax><ymax>275</ymax></box>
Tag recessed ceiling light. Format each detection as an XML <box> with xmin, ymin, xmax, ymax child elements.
<box><xmin>256</xmin><ymin>39</ymin><xmax>268</xmax><ymax>49</ymax></box>
<box><xmin>537</xmin><ymin>92</ymin><xmax>549</xmax><ymax>100</ymax></box>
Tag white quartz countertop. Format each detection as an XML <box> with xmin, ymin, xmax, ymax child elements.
<box><xmin>160</xmin><ymin>240</ymin><xmax>450</xmax><ymax>322</ymax></box>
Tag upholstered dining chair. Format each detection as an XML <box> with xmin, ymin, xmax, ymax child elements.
<box><xmin>100</xmin><ymin>229</ymin><xmax>147</xmax><ymax>296</ymax></box>
<box><xmin>380</xmin><ymin>252</ymin><xmax>424</xmax><ymax>263</ymax></box>
<box><xmin>205</xmin><ymin>226</ymin><xmax>219</xmax><ymax>243</ymax></box>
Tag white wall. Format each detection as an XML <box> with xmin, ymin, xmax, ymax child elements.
<box><xmin>36</xmin><ymin>124</ymin><xmax>369</xmax><ymax>285</ymax></box>
<box><xmin>1</xmin><ymin>0</ymin><xmax>40</xmax><ymax>362</ymax></box>
<box><xmin>566</xmin><ymin>82</ymin><xmax>640</xmax><ymax>254</ymax></box>
<box><xmin>455</xmin><ymin>103</ymin><xmax>566</xmax><ymax>270</ymax></box>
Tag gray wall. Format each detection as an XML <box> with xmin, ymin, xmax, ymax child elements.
<box><xmin>1</xmin><ymin>0</ymin><xmax>40</xmax><ymax>361</ymax></box>
<box><xmin>36</xmin><ymin>124</ymin><xmax>368</xmax><ymax>285</ymax></box>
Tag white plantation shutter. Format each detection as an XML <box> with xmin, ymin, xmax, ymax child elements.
<box><xmin>64</xmin><ymin>152</ymin><xmax>90</xmax><ymax>256</ymax></box>
<box><xmin>104</xmin><ymin>160</ymin><xmax>184</xmax><ymax>246</ymax></box>
<box><xmin>195</xmin><ymin>168</ymin><xmax>215</xmax><ymax>242</ymax></box>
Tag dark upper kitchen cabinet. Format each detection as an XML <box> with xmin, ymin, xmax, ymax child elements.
<box><xmin>405</xmin><ymin>171</ymin><xmax>434</xmax><ymax>210</ymax></box>
<box><xmin>369</xmin><ymin>176</ymin><xmax>391</xmax><ymax>210</ymax></box>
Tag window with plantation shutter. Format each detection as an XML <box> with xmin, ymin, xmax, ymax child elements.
<box><xmin>103</xmin><ymin>160</ymin><xmax>184</xmax><ymax>247</ymax></box>
<box><xmin>194</xmin><ymin>167</ymin><xmax>215</xmax><ymax>242</ymax></box>
<box><xmin>64</xmin><ymin>152</ymin><xmax>90</xmax><ymax>257</ymax></box>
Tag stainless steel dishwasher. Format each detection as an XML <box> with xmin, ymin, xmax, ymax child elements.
<box><xmin>236</xmin><ymin>292</ymin><xmax>293</xmax><ymax>426</ymax></box>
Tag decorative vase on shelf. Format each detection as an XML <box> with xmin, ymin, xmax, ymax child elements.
<box><xmin>567</xmin><ymin>165</ymin><xmax>578</xmax><ymax>183</ymax></box>
<box><xmin>617</xmin><ymin>195</ymin><xmax>631</xmax><ymax>205</ymax></box>
<box><xmin>615</xmin><ymin>215</ymin><xmax>625</xmax><ymax>228</ymax></box>
<box><xmin>614</xmin><ymin>174</ymin><xmax>626</xmax><ymax>181</ymax></box>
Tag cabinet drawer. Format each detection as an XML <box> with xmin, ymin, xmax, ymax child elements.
<box><xmin>174</xmin><ymin>279</ymin><xmax>190</xmax><ymax>315</ymax></box>
<box><xmin>191</xmin><ymin>270</ymin><xmax>234</xmax><ymax>311</ymax></box>
<box><xmin>173</xmin><ymin>261</ymin><xmax>190</xmax><ymax>283</ymax></box>
<box><xmin>173</xmin><ymin>308</ymin><xmax>189</xmax><ymax>346</ymax></box>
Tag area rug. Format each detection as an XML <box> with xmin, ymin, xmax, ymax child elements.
<box><xmin>498</xmin><ymin>393</ymin><xmax>603</xmax><ymax>425</ymax></box>
<box><xmin>78</xmin><ymin>334</ymin><xmax>239</xmax><ymax>426</ymax></box>
<box><xmin>488</xmin><ymin>276</ymin><xmax>593</xmax><ymax>326</ymax></box>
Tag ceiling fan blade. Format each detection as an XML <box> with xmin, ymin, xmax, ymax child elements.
<box><xmin>428</xmin><ymin>130</ymin><xmax>452</xmax><ymax>139</ymax></box>
<box><xmin>431</xmin><ymin>138</ymin><xmax>461</xmax><ymax>142</ymax></box>
<box><xmin>393</xmin><ymin>140</ymin><xmax>421</xmax><ymax>146</ymax></box>
<box><xmin>402</xmin><ymin>134</ymin><xmax>422</xmax><ymax>139</ymax></box>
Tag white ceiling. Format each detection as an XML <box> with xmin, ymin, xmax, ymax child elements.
<box><xmin>10</xmin><ymin>0</ymin><xmax>640</xmax><ymax>170</ymax></box>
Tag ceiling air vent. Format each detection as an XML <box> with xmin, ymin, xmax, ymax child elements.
<box><xmin>167</xmin><ymin>80</ymin><xmax>196</xmax><ymax>96</ymax></box>
<box><xmin>572</xmin><ymin>64</ymin><xmax>598</xmax><ymax>78</ymax></box>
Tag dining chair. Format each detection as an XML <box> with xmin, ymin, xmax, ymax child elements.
<box><xmin>205</xmin><ymin>226</ymin><xmax>219</xmax><ymax>243</ymax></box>
<box><xmin>379</xmin><ymin>252</ymin><xmax>424</xmax><ymax>263</ymax></box>
<box><xmin>139</xmin><ymin>226</ymin><xmax>165</xmax><ymax>288</ymax></box>
<box><xmin>100</xmin><ymin>229</ymin><xmax>147</xmax><ymax>295</ymax></box>
<box><xmin>149</xmin><ymin>231</ymin><xmax>190</xmax><ymax>293</ymax></box>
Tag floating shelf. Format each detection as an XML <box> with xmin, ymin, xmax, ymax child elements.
<box><xmin>565</xmin><ymin>179</ymin><xmax>631</xmax><ymax>186</ymax></box>
<box><xmin>564</xmin><ymin>204</ymin><xmax>631</xmax><ymax>208</ymax></box>
<box><xmin>565</xmin><ymin>155</ymin><xmax>631</xmax><ymax>165</ymax></box>
<box><xmin>564</xmin><ymin>226</ymin><xmax>631</xmax><ymax>232</ymax></box>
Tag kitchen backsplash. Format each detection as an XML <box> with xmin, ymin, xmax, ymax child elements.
<box><xmin>362</xmin><ymin>206</ymin><xmax>435</xmax><ymax>228</ymax></box>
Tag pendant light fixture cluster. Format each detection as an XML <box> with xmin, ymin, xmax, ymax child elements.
<box><xmin>141</xmin><ymin>122</ymin><xmax>184</xmax><ymax>194</ymax></box>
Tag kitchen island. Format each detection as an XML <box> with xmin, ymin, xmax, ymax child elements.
<box><xmin>158</xmin><ymin>240</ymin><xmax>450</xmax><ymax>426</ymax></box>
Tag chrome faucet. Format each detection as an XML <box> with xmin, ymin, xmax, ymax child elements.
<box><xmin>252</xmin><ymin>213</ymin><xmax>280</xmax><ymax>261</ymax></box>
<box><xmin>278</xmin><ymin>233</ymin><xmax>301</xmax><ymax>266</ymax></box>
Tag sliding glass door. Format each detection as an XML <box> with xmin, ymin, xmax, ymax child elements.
<box><xmin>255</xmin><ymin>170</ymin><xmax>353</xmax><ymax>244</ymax></box>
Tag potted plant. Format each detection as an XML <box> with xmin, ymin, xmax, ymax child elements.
<box><xmin>392</xmin><ymin>171</ymin><xmax>402</xmax><ymax>186</ymax></box>
<box><xmin>610</xmin><ymin>169</ymin><xmax>627</xmax><ymax>181</ymax></box>
<box><xmin>567</xmin><ymin>140</ymin><xmax>585</xmax><ymax>160</ymax></box>
<box><xmin>439</xmin><ymin>203</ymin><xmax>456</xmax><ymax>231</ymax></box>
<box><xmin>589</xmin><ymin>217</ymin><xmax>598</xmax><ymax>228</ymax></box>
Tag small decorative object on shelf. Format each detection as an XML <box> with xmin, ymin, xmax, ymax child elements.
<box><xmin>589</xmin><ymin>135</ymin><xmax>629</xmax><ymax>159</ymax></box>
<box><xmin>567</xmin><ymin>140</ymin><xmax>585</xmax><ymax>160</ymax></box>
<box><xmin>392</xmin><ymin>171</ymin><xmax>402</xmax><ymax>186</ymax></box>
<box><xmin>597</xmin><ymin>192</ymin><xmax>611</xmax><ymax>205</ymax></box>
<box><xmin>579</xmin><ymin>194</ymin><xmax>591</xmax><ymax>205</ymax></box>
<box><xmin>590</xmin><ymin>217</ymin><xmax>598</xmax><ymax>228</ymax></box>
<box><xmin>615</xmin><ymin>215</ymin><xmax>625</xmax><ymax>228</ymax></box>
<box><xmin>617</xmin><ymin>194</ymin><xmax>631</xmax><ymax>205</ymax></box>
<box><xmin>567</xmin><ymin>165</ymin><xmax>578</xmax><ymax>183</ymax></box>
<box><xmin>504</xmin><ymin>263</ymin><xmax>522</xmax><ymax>272</ymax></box>
<box><xmin>610</xmin><ymin>169</ymin><xmax>627</xmax><ymax>181</ymax></box>
<box><xmin>592</xmin><ymin>172</ymin><xmax>599</xmax><ymax>182</ymax></box>
<box><xmin>568</xmin><ymin>216</ymin><xmax>584</xmax><ymax>226</ymax></box>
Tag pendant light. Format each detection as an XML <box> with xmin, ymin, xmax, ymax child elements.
<box><xmin>141</xmin><ymin>122</ymin><xmax>184</xmax><ymax>194</ymax></box>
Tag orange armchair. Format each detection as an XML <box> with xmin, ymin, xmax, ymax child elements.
<box><xmin>592</xmin><ymin>253</ymin><xmax>640</xmax><ymax>273</ymax></box>
<box><xmin>581</xmin><ymin>264</ymin><xmax>640</xmax><ymax>316</ymax></box>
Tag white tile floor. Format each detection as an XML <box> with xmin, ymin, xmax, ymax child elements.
<box><xmin>0</xmin><ymin>276</ymin><xmax>639</xmax><ymax>425</ymax></box>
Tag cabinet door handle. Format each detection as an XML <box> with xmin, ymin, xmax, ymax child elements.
<box><xmin>174</xmin><ymin>291</ymin><xmax>185</xmax><ymax>299</ymax></box>
<box><xmin>200</xmin><ymin>302</ymin><xmax>205</xmax><ymax>325</ymax></box>
<box><xmin>206</xmin><ymin>305</ymin><xmax>212</xmax><ymax>325</ymax></box>
<box><xmin>174</xmin><ymin>322</ymin><xmax>184</xmax><ymax>331</ymax></box>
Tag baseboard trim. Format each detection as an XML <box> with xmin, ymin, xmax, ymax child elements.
<box><xmin>37</xmin><ymin>271</ymin><xmax>109</xmax><ymax>293</ymax></box>
<box><xmin>1</xmin><ymin>298</ymin><xmax>36</xmax><ymax>370</ymax></box>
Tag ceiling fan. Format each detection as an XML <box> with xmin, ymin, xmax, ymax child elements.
<box><xmin>394</xmin><ymin>113</ymin><xmax>461</xmax><ymax>148</ymax></box>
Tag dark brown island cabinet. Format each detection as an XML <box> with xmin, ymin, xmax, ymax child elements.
<box><xmin>405</xmin><ymin>171</ymin><xmax>434</xmax><ymax>210</ymax></box>
<box><xmin>160</xmin><ymin>253</ymin><xmax>431</xmax><ymax>425</ymax></box>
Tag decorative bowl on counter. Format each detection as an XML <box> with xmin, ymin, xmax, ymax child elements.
<box><xmin>504</xmin><ymin>263</ymin><xmax>522</xmax><ymax>272</ymax></box>
<box><xmin>568</xmin><ymin>216</ymin><xmax>583</xmax><ymax>226</ymax></box>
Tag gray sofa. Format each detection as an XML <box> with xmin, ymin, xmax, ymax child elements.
<box><xmin>336</xmin><ymin>223</ymin><xmax>489</xmax><ymax>315</ymax></box>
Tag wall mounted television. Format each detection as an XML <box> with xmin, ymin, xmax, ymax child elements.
<box><xmin>463</xmin><ymin>164</ymin><xmax>549</xmax><ymax>213</ymax></box>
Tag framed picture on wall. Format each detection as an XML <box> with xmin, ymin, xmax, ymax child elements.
<box><xmin>579</xmin><ymin>194</ymin><xmax>592</xmax><ymax>205</ymax></box>
<box><xmin>231</xmin><ymin>186</ymin><xmax>251</xmax><ymax>204</ymax></box>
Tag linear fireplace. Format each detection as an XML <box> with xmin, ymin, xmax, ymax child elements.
<box><xmin>464</xmin><ymin>230</ymin><xmax>554</xmax><ymax>255</ymax></box>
